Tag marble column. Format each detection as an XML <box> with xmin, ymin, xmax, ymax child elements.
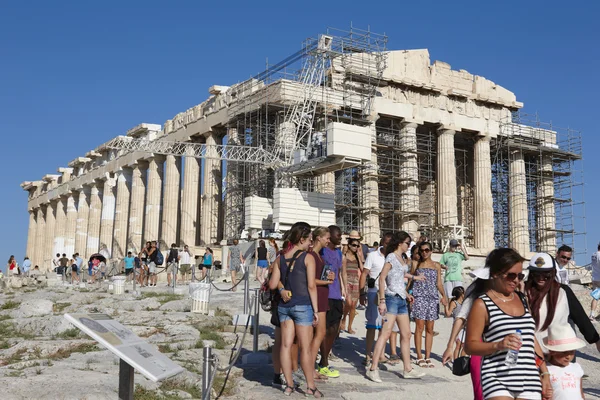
<box><xmin>361</xmin><ymin>121</ymin><xmax>381</xmax><ymax>245</ymax></box>
<box><xmin>99</xmin><ymin>175</ymin><xmax>117</xmax><ymax>258</ymax></box>
<box><xmin>224</xmin><ymin>131</ymin><xmax>242</xmax><ymax>240</ymax></box>
<box><xmin>437</xmin><ymin>127</ymin><xmax>458</xmax><ymax>226</ymax></box>
<box><xmin>86</xmin><ymin>182</ymin><xmax>103</xmax><ymax>257</ymax></box>
<box><xmin>144</xmin><ymin>157</ymin><xmax>164</xmax><ymax>245</ymax></box>
<box><xmin>64</xmin><ymin>193</ymin><xmax>78</xmax><ymax>257</ymax></box>
<box><xmin>44</xmin><ymin>201</ymin><xmax>57</xmax><ymax>269</ymax></box>
<box><xmin>53</xmin><ymin>197</ymin><xmax>67</xmax><ymax>255</ymax></box>
<box><xmin>201</xmin><ymin>133</ymin><xmax>219</xmax><ymax>245</ymax></box>
<box><xmin>25</xmin><ymin>210</ymin><xmax>37</xmax><ymax>260</ymax></box>
<box><xmin>75</xmin><ymin>187</ymin><xmax>90</xmax><ymax>258</ymax></box>
<box><xmin>161</xmin><ymin>155</ymin><xmax>180</xmax><ymax>247</ymax></box>
<box><xmin>180</xmin><ymin>151</ymin><xmax>200</xmax><ymax>247</ymax></box>
<box><xmin>35</xmin><ymin>207</ymin><xmax>46</xmax><ymax>268</ymax></box>
<box><xmin>538</xmin><ymin>155</ymin><xmax>556</xmax><ymax>252</ymax></box>
<box><xmin>112</xmin><ymin>169</ymin><xmax>131</xmax><ymax>259</ymax></box>
<box><xmin>509</xmin><ymin>149</ymin><xmax>530</xmax><ymax>255</ymax></box>
<box><xmin>473</xmin><ymin>136</ymin><xmax>495</xmax><ymax>252</ymax></box>
<box><xmin>399</xmin><ymin>121</ymin><xmax>420</xmax><ymax>235</ymax></box>
<box><xmin>128</xmin><ymin>163</ymin><xmax>146</xmax><ymax>253</ymax></box>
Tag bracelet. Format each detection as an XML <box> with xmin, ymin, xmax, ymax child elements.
<box><xmin>540</xmin><ymin>371</ymin><xmax>550</xmax><ymax>377</ymax></box>
<box><xmin>278</xmin><ymin>287</ymin><xmax>284</xmax><ymax>292</ymax></box>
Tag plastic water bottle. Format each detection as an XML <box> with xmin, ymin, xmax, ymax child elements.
<box><xmin>504</xmin><ymin>330</ymin><xmax>522</xmax><ymax>366</ymax></box>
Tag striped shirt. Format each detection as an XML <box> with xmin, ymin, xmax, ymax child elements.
<box><xmin>480</xmin><ymin>292</ymin><xmax>542</xmax><ymax>398</ymax></box>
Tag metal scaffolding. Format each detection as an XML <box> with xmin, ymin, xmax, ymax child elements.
<box><xmin>491</xmin><ymin>112</ymin><xmax>586</xmax><ymax>257</ymax></box>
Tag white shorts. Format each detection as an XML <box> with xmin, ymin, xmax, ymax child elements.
<box><xmin>444</xmin><ymin>280</ymin><xmax>463</xmax><ymax>298</ymax></box>
<box><xmin>485</xmin><ymin>390</ymin><xmax>540</xmax><ymax>400</ymax></box>
<box><xmin>148</xmin><ymin>262</ymin><xmax>157</xmax><ymax>274</ymax></box>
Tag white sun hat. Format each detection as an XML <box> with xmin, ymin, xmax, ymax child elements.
<box><xmin>543</xmin><ymin>324</ymin><xmax>586</xmax><ymax>352</ymax></box>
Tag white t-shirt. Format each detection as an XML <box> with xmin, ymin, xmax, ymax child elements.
<box><xmin>592</xmin><ymin>251</ymin><xmax>600</xmax><ymax>281</ymax></box>
<box><xmin>548</xmin><ymin>362</ymin><xmax>584</xmax><ymax>400</ymax></box>
<box><xmin>555</xmin><ymin>264</ymin><xmax>569</xmax><ymax>285</ymax></box>
<box><xmin>535</xmin><ymin>288</ymin><xmax>570</xmax><ymax>354</ymax></box>
<box><xmin>179</xmin><ymin>250</ymin><xmax>191</xmax><ymax>264</ymax></box>
<box><xmin>457</xmin><ymin>295</ymin><xmax>474</xmax><ymax>320</ymax></box>
<box><xmin>364</xmin><ymin>247</ymin><xmax>386</xmax><ymax>293</ymax></box>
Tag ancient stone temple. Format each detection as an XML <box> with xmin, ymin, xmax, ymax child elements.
<box><xmin>21</xmin><ymin>28</ymin><xmax>584</xmax><ymax>270</ymax></box>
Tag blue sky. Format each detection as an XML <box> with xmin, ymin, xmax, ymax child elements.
<box><xmin>1</xmin><ymin>1</ymin><xmax>598</xmax><ymax>273</ymax></box>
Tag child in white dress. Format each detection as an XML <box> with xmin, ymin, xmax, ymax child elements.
<box><xmin>543</xmin><ymin>325</ymin><xmax>586</xmax><ymax>400</ymax></box>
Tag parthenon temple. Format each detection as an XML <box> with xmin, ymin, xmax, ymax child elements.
<box><xmin>21</xmin><ymin>28</ymin><xmax>585</xmax><ymax>270</ymax></box>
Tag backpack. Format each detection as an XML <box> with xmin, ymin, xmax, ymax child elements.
<box><xmin>155</xmin><ymin>251</ymin><xmax>164</xmax><ymax>266</ymax></box>
<box><xmin>168</xmin><ymin>248</ymin><xmax>178</xmax><ymax>263</ymax></box>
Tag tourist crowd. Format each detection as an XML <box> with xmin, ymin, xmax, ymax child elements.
<box><xmin>262</xmin><ymin>222</ymin><xmax>600</xmax><ymax>399</ymax></box>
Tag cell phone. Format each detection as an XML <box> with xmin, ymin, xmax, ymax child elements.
<box><xmin>321</xmin><ymin>264</ymin><xmax>331</xmax><ymax>280</ymax></box>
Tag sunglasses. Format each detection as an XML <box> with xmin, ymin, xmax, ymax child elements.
<box><xmin>559</xmin><ymin>256</ymin><xmax>571</xmax><ymax>261</ymax></box>
<box><xmin>503</xmin><ymin>272</ymin><xmax>525</xmax><ymax>282</ymax></box>
<box><xmin>349</xmin><ymin>244</ymin><xmax>359</xmax><ymax>248</ymax></box>
<box><xmin>531</xmin><ymin>271</ymin><xmax>553</xmax><ymax>279</ymax></box>
<box><xmin>403</xmin><ymin>240</ymin><xmax>411</xmax><ymax>245</ymax></box>
<box><xmin>420</xmin><ymin>248</ymin><xmax>432</xmax><ymax>253</ymax></box>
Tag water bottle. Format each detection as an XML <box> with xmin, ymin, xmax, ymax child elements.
<box><xmin>504</xmin><ymin>330</ymin><xmax>522</xmax><ymax>366</ymax></box>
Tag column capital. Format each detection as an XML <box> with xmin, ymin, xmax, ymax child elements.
<box><xmin>437</xmin><ymin>124</ymin><xmax>458</xmax><ymax>135</ymax></box>
<box><xmin>475</xmin><ymin>135</ymin><xmax>492</xmax><ymax>143</ymax></box>
<box><xmin>401</xmin><ymin>119</ymin><xmax>423</xmax><ymax>128</ymax></box>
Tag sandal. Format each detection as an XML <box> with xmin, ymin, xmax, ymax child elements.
<box><xmin>284</xmin><ymin>385</ymin><xmax>295</xmax><ymax>396</ymax></box>
<box><xmin>425</xmin><ymin>359</ymin><xmax>435</xmax><ymax>368</ymax></box>
<box><xmin>416</xmin><ymin>358</ymin><xmax>427</xmax><ymax>368</ymax></box>
<box><xmin>305</xmin><ymin>387</ymin><xmax>324</xmax><ymax>398</ymax></box>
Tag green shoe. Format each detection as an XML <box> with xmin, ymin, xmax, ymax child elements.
<box><xmin>318</xmin><ymin>365</ymin><xmax>340</xmax><ymax>378</ymax></box>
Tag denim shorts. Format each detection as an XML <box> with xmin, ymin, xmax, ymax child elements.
<box><xmin>257</xmin><ymin>259</ymin><xmax>269</xmax><ymax>268</ymax></box>
<box><xmin>385</xmin><ymin>294</ymin><xmax>408</xmax><ymax>315</ymax></box>
<box><xmin>278</xmin><ymin>304</ymin><xmax>314</xmax><ymax>326</ymax></box>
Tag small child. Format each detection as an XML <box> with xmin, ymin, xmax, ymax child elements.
<box><xmin>543</xmin><ymin>325</ymin><xmax>586</xmax><ymax>400</ymax></box>
<box><xmin>444</xmin><ymin>286</ymin><xmax>465</xmax><ymax>360</ymax></box>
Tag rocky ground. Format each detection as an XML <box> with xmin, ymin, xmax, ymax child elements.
<box><xmin>1</xmin><ymin>275</ymin><xmax>599</xmax><ymax>400</ymax></box>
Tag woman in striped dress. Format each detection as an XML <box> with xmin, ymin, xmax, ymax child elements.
<box><xmin>465</xmin><ymin>248</ymin><xmax>552</xmax><ymax>400</ymax></box>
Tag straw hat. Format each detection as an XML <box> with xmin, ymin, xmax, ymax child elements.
<box><xmin>543</xmin><ymin>324</ymin><xmax>586</xmax><ymax>352</ymax></box>
<box><xmin>348</xmin><ymin>230</ymin><xmax>362</xmax><ymax>240</ymax></box>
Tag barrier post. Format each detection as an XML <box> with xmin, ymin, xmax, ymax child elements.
<box><xmin>202</xmin><ymin>345</ymin><xmax>213</xmax><ymax>400</ymax></box>
<box><xmin>252</xmin><ymin>289</ymin><xmax>259</xmax><ymax>353</ymax></box>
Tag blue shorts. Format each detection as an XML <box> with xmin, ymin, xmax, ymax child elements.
<box><xmin>385</xmin><ymin>294</ymin><xmax>408</xmax><ymax>315</ymax></box>
<box><xmin>278</xmin><ymin>304</ymin><xmax>314</xmax><ymax>326</ymax></box>
<box><xmin>257</xmin><ymin>259</ymin><xmax>269</xmax><ymax>268</ymax></box>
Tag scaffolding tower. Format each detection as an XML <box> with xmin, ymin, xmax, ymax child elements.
<box><xmin>491</xmin><ymin>112</ymin><xmax>586</xmax><ymax>257</ymax></box>
<box><xmin>222</xmin><ymin>25</ymin><xmax>388</xmax><ymax>238</ymax></box>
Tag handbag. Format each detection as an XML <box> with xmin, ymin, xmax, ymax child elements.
<box><xmin>452</xmin><ymin>341</ymin><xmax>471</xmax><ymax>376</ymax></box>
<box><xmin>591</xmin><ymin>288</ymin><xmax>600</xmax><ymax>301</ymax></box>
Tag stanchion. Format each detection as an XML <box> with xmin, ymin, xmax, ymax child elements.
<box><xmin>202</xmin><ymin>345</ymin><xmax>213</xmax><ymax>400</ymax></box>
<box><xmin>252</xmin><ymin>289</ymin><xmax>259</xmax><ymax>353</ymax></box>
<box><xmin>243</xmin><ymin>268</ymin><xmax>250</xmax><ymax>314</ymax></box>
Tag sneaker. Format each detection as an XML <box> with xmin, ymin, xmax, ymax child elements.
<box><xmin>366</xmin><ymin>369</ymin><xmax>382</xmax><ymax>383</ymax></box>
<box><xmin>273</xmin><ymin>374</ymin><xmax>299</xmax><ymax>388</ymax></box>
<box><xmin>317</xmin><ymin>365</ymin><xmax>340</xmax><ymax>378</ymax></box>
<box><xmin>403</xmin><ymin>368</ymin><xmax>425</xmax><ymax>379</ymax></box>
<box><xmin>356</xmin><ymin>305</ymin><xmax>366</xmax><ymax>310</ymax></box>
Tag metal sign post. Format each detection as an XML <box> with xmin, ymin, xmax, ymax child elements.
<box><xmin>119</xmin><ymin>359</ymin><xmax>135</xmax><ymax>400</ymax></box>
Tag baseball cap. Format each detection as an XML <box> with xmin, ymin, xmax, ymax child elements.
<box><xmin>528</xmin><ymin>252</ymin><xmax>556</xmax><ymax>272</ymax></box>
<box><xmin>449</xmin><ymin>239</ymin><xmax>459</xmax><ymax>247</ymax></box>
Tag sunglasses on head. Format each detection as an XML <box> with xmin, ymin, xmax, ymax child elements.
<box><xmin>503</xmin><ymin>272</ymin><xmax>525</xmax><ymax>282</ymax></box>
<box><xmin>531</xmin><ymin>270</ymin><xmax>553</xmax><ymax>279</ymax></box>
